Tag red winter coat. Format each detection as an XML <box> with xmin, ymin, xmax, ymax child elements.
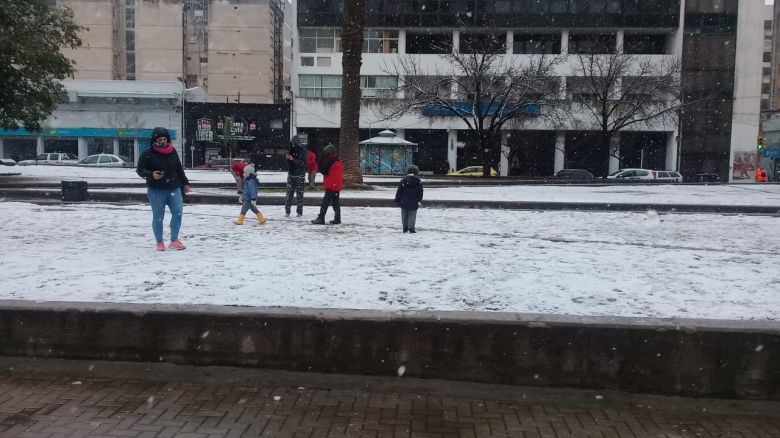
<box><xmin>231</xmin><ymin>161</ymin><xmax>247</xmax><ymax>177</ymax></box>
<box><xmin>306</xmin><ymin>150</ymin><xmax>318</xmax><ymax>172</ymax></box>
<box><xmin>322</xmin><ymin>157</ymin><xmax>343</xmax><ymax>192</ymax></box>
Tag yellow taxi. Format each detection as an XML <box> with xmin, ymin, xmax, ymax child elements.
<box><xmin>447</xmin><ymin>166</ymin><xmax>498</xmax><ymax>177</ymax></box>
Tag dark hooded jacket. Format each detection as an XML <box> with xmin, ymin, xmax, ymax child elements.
<box><xmin>136</xmin><ymin>127</ymin><xmax>189</xmax><ymax>190</ymax></box>
<box><xmin>395</xmin><ymin>175</ymin><xmax>424</xmax><ymax>210</ymax></box>
<box><xmin>286</xmin><ymin>135</ymin><xmax>307</xmax><ymax>176</ymax></box>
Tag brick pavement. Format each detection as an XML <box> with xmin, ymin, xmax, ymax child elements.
<box><xmin>0</xmin><ymin>359</ymin><xmax>778</xmax><ymax>437</ymax></box>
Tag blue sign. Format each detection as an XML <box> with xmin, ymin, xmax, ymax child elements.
<box><xmin>421</xmin><ymin>102</ymin><xmax>541</xmax><ymax>118</ymax></box>
<box><xmin>763</xmin><ymin>147</ymin><xmax>780</xmax><ymax>159</ymax></box>
<box><xmin>0</xmin><ymin>127</ymin><xmax>177</xmax><ymax>139</ymax></box>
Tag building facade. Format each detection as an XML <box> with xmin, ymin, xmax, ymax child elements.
<box><xmin>57</xmin><ymin>0</ymin><xmax>285</xmax><ymax>104</ymax></box>
<box><xmin>291</xmin><ymin>0</ymin><xmax>763</xmax><ymax>181</ymax></box>
<box><xmin>0</xmin><ymin>81</ymin><xmax>183</xmax><ymax>165</ymax></box>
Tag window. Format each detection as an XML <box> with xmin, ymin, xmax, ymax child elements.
<box><xmin>82</xmin><ymin>156</ymin><xmax>99</xmax><ymax>164</ymax></box>
<box><xmin>99</xmin><ymin>155</ymin><xmax>113</xmax><ymax>164</ymax></box>
<box><xmin>363</xmin><ymin>29</ymin><xmax>399</xmax><ymax>53</ymax></box>
<box><xmin>119</xmin><ymin>139</ymin><xmax>134</xmax><ymax>163</ymax></box>
<box><xmin>87</xmin><ymin>138</ymin><xmax>113</xmax><ymax>156</ymax></box>
<box><xmin>514</xmin><ymin>34</ymin><xmax>560</xmax><ymax>54</ymax></box>
<box><xmin>569</xmin><ymin>33</ymin><xmax>616</xmax><ymax>54</ymax></box>
<box><xmin>3</xmin><ymin>139</ymin><xmax>37</xmax><ymax>161</ymax></box>
<box><xmin>299</xmin><ymin>74</ymin><xmax>342</xmax><ymax>98</ymax></box>
<box><xmin>624</xmin><ymin>34</ymin><xmax>668</xmax><ymax>54</ymax></box>
<box><xmin>764</xmin><ymin>52</ymin><xmax>772</xmax><ymax>63</ymax></box>
<box><xmin>406</xmin><ymin>32</ymin><xmax>452</xmax><ymax>54</ymax></box>
<box><xmin>37</xmin><ymin>154</ymin><xmax>47</xmax><ymax>161</ymax></box>
<box><xmin>299</xmin><ymin>28</ymin><xmax>341</xmax><ymax>53</ymax></box>
<box><xmin>316</xmin><ymin>57</ymin><xmax>331</xmax><ymax>67</ymax></box>
<box><xmin>460</xmin><ymin>33</ymin><xmax>506</xmax><ymax>54</ymax></box>
<box><xmin>765</xmin><ymin>20</ymin><xmax>773</xmax><ymax>31</ymax></box>
<box><xmin>361</xmin><ymin>76</ymin><xmax>397</xmax><ymax>98</ymax></box>
<box><xmin>301</xmin><ymin>56</ymin><xmax>314</xmax><ymax>66</ymax></box>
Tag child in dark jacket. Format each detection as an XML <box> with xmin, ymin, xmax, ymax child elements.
<box><xmin>395</xmin><ymin>165</ymin><xmax>424</xmax><ymax>233</ymax></box>
<box><xmin>233</xmin><ymin>164</ymin><xmax>266</xmax><ymax>225</ymax></box>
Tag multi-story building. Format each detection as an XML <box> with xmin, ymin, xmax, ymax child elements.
<box><xmin>291</xmin><ymin>0</ymin><xmax>763</xmax><ymax>181</ymax></box>
<box><xmin>57</xmin><ymin>0</ymin><xmax>286</xmax><ymax>104</ymax></box>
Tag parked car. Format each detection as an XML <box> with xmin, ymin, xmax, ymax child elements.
<box><xmin>691</xmin><ymin>173</ymin><xmax>720</xmax><ymax>183</ymax></box>
<box><xmin>0</xmin><ymin>158</ymin><xmax>16</xmax><ymax>166</ymax></box>
<box><xmin>78</xmin><ymin>154</ymin><xmax>133</xmax><ymax>167</ymax></box>
<box><xmin>654</xmin><ymin>170</ymin><xmax>684</xmax><ymax>183</ymax></box>
<box><xmin>553</xmin><ymin>169</ymin><xmax>594</xmax><ymax>179</ymax></box>
<box><xmin>447</xmin><ymin>166</ymin><xmax>497</xmax><ymax>177</ymax></box>
<box><xmin>18</xmin><ymin>153</ymin><xmax>79</xmax><ymax>165</ymax></box>
<box><xmin>607</xmin><ymin>168</ymin><xmax>656</xmax><ymax>181</ymax></box>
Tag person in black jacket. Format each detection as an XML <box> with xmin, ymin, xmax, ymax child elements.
<box><xmin>395</xmin><ymin>165</ymin><xmax>424</xmax><ymax>233</ymax></box>
<box><xmin>136</xmin><ymin>127</ymin><xmax>190</xmax><ymax>251</ymax></box>
<box><xmin>284</xmin><ymin>135</ymin><xmax>307</xmax><ymax>217</ymax></box>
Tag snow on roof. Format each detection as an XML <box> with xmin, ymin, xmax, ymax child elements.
<box><xmin>62</xmin><ymin>80</ymin><xmax>183</xmax><ymax>99</ymax></box>
<box><xmin>359</xmin><ymin>130</ymin><xmax>418</xmax><ymax>146</ymax></box>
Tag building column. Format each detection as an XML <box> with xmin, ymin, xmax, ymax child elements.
<box><xmin>666</xmin><ymin>131</ymin><xmax>679</xmax><ymax>171</ymax></box>
<box><xmin>616</xmin><ymin>30</ymin><xmax>624</xmax><ymax>54</ymax></box>
<box><xmin>37</xmin><ymin>136</ymin><xmax>44</xmax><ymax>155</ymax></box>
<box><xmin>447</xmin><ymin>129</ymin><xmax>458</xmax><ymax>173</ymax></box>
<box><xmin>398</xmin><ymin>30</ymin><xmax>406</xmax><ymax>55</ymax></box>
<box><xmin>0</xmin><ymin>138</ymin><xmax>4</xmax><ymax>159</ymax></box>
<box><xmin>608</xmin><ymin>133</ymin><xmax>621</xmax><ymax>174</ymax></box>
<box><xmin>506</xmin><ymin>30</ymin><xmax>513</xmax><ymax>54</ymax></box>
<box><xmin>133</xmin><ymin>139</ymin><xmax>140</xmax><ymax>166</ymax></box>
<box><xmin>452</xmin><ymin>30</ymin><xmax>460</xmax><ymax>52</ymax></box>
<box><xmin>77</xmin><ymin>137</ymin><xmax>87</xmax><ymax>159</ymax></box>
<box><xmin>561</xmin><ymin>30</ymin><xmax>569</xmax><ymax>55</ymax></box>
<box><xmin>113</xmin><ymin>138</ymin><xmax>120</xmax><ymax>155</ymax></box>
<box><xmin>499</xmin><ymin>132</ymin><xmax>510</xmax><ymax>176</ymax></box>
<box><xmin>554</xmin><ymin>131</ymin><xmax>565</xmax><ymax>173</ymax></box>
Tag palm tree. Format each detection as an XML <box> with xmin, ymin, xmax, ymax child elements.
<box><xmin>338</xmin><ymin>0</ymin><xmax>365</xmax><ymax>184</ymax></box>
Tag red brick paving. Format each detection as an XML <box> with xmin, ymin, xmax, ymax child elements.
<box><xmin>0</xmin><ymin>363</ymin><xmax>778</xmax><ymax>437</ymax></box>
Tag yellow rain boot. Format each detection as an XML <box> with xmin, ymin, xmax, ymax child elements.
<box><xmin>256</xmin><ymin>212</ymin><xmax>266</xmax><ymax>224</ymax></box>
<box><xmin>233</xmin><ymin>214</ymin><xmax>245</xmax><ymax>225</ymax></box>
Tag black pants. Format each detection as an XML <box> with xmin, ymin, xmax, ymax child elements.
<box><xmin>285</xmin><ymin>175</ymin><xmax>305</xmax><ymax>215</ymax></box>
<box><xmin>317</xmin><ymin>190</ymin><xmax>341</xmax><ymax>220</ymax></box>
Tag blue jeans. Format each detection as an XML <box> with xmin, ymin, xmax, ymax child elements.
<box><xmin>147</xmin><ymin>187</ymin><xmax>183</xmax><ymax>243</ymax></box>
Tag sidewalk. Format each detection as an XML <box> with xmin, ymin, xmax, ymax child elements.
<box><xmin>0</xmin><ymin>358</ymin><xmax>778</xmax><ymax>438</ymax></box>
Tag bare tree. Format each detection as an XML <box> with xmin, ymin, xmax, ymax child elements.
<box><xmin>338</xmin><ymin>0</ymin><xmax>365</xmax><ymax>185</ymax></box>
<box><xmin>570</xmin><ymin>49</ymin><xmax>682</xmax><ymax>169</ymax></box>
<box><xmin>382</xmin><ymin>41</ymin><xmax>562</xmax><ymax>177</ymax></box>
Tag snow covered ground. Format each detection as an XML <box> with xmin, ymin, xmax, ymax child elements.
<box><xmin>1</xmin><ymin>201</ymin><xmax>778</xmax><ymax>320</ymax></box>
<box><xmin>4</xmin><ymin>164</ymin><xmax>780</xmax><ymax>206</ymax></box>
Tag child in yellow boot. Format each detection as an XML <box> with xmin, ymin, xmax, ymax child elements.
<box><xmin>233</xmin><ymin>164</ymin><xmax>266</xmax><ymax>225</ymax></box>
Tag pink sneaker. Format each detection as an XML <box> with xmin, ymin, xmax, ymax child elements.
<box><xmin>155</xmin><ymin>242</ymin><xmax>166</xmax><ymax>251</ymax></box>
<box><xmin>168</xmin><ymin>240</ymin><xmax>186</xmax><ymax>250</ymax></box>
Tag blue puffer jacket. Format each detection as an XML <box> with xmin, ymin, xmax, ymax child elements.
<box><xmin>241</xmin><ymin>174</ymin><xmax>259</xmax><ymax>201</ymax></box>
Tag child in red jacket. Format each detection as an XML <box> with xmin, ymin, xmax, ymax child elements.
<box><xmin>311</xmin><ymin>144</ymin><xmax>343</xmax><ymax>225</ymax></box>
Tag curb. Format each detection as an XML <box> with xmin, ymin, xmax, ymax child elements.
<box><xmin>2</xmin><ymin>187</ymin><xmax>780</xmax><ymax>214</ymax></box>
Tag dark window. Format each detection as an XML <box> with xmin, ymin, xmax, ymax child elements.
<box><xmin>569</xmin><ymin>33</ymin><xmax>616</xmax><ymax>54</ymax></box>
<box><xmin>460</xmin><ymin>33</ymin><xmax>505</xmax><ymax>54</ymax></box>
<box><xmin>624</xmin><ymin>34</ymin><xmax>667</xmax><ymax>54</ymax></box>
<box><xmin>514</xmin><ymin>34</ymin><xmax>560</xmax><ymax>54</ymax></box>
<box><xmin>765</xmin><ymin>20</ymin><xmax>773</xmax><ymax>31</ymax></box>
<box><xmin>125</xmin><ymin>31</ymin><xmax>134</xmax><ymax>51</ymax></box>
<box><xmin>406</xmin><ymin>32</ymin><xmax>452</xmax><ymax>54</ymax></box>
<box><xmin>764</xmin><ymin>52</ymin><xmax>772</xmax><ymax>63</ymax></box>
<box><xmin>763</xmin><ymin>67</ymin><xmax>771</xmax><ymax>76</ymax></box>
<box><xmin>762</xmin><ymin>83</ymin><xmax>770</xmax><ymax>94</ymax></box>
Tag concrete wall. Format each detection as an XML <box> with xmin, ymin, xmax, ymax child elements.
<box><xmin>208</xmin><ymin>1</ymin><xmax>275</xmax><ymax>103</ymax></box>
<box><xmin>0</xmin><ymin>301</ymin><xmax>777</xmax><ymax>401</ymax></box>
<box><xmin>136</xmin><ymin>0</ymin><xmax>183</xmax><ymax>81</ymax></box>
<box><xmin>62</xmin><ymin>0</ymin><xmax>114</xmax><ymax>80</ymax></box>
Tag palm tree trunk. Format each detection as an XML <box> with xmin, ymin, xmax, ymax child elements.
<box><xmin>338</xmin><ymin>0</ymin><xmax>365</xmax><ymax>185</ymax></box>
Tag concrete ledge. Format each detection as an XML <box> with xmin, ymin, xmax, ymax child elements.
<box><xmin>2</xmin><ymin>188</ymin><xmax>780</xmax><ymax>214</ymax></box>
<box><xmin>0</xmin><ymin>301</ymin><xmax>778</xmax><ymax>400</ymax></box>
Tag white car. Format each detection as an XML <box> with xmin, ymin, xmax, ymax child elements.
<box><xmin>607</xmin><ymin>168</ymin><xmax>683</xmax><ymax>183</ymax></box>
<box><xmin>18</xmin><ymin>153</ymin><xmax>79</xmax><ymax>165</ymax></box>
<box><xmin>78</xmin><ymin>154</ymin><xmax>133</xmax><ymax>167</ymax></box>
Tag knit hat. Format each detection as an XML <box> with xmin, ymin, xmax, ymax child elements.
<box><xmin>151</xmin><ymin>127</ymin><xmax>170</xmax><ymax>144</ymax></box>
<box><xmin>406</xmin><ymin>165</ymin><xmax>419</xmax><ymax>176</ymax></box>
<box><xmin>243</xmin><ymin>163</ymin><xmax>255</xmax><ymax>177</ymax></box>
<box><xmin>323</xmin><ymin>144</ymin><xmax>337</xmax><ymax>156</ymax></box>
<box><xmin>290</xmin><ymin>135</ymin><xmax>301</xmax><ymax>147</ymax></box>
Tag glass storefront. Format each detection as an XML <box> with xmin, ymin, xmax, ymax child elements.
<box><xmin>119</xmin><ymin>139</ymin><xmax>135</xmax><ymax>163</ymax></box>
<box><xmin>87</xmin><ymin>137</ymin><xmax>114</xmax><ymax>156</ymax></box>
<box><xmin>44</xmin><ymin>138</ymin><xmax>78</xmax><ymax>155</ymax></box>
<box><xmin>3</xmin><ymin>138</ymin><xmax>37</xmax><ymax>161</ymax></box>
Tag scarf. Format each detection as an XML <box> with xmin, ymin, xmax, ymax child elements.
<box><xmin>153</xmin><ymin>142</ymin><xmax>174</xmax><ymax>154</ymax></box>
